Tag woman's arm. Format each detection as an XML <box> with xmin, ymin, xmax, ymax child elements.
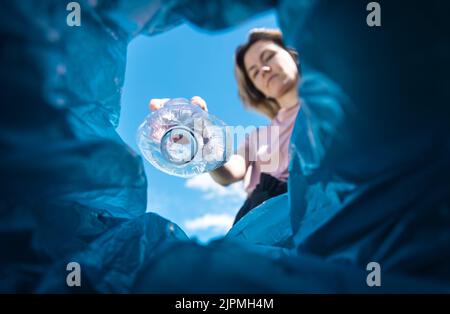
<box><xmin>209</xmin><ymin>154</ymin><xmax>248</xmax><ymax>186</ymax></box>
<box><xmin>210</xmin><ymin>127</ymin><xmax>255</xmax><ymax>186</ymax></box>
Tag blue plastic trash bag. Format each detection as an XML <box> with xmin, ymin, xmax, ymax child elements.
<box><xmin>166</xmin><ymin>0</ymin><xmax>450</xmax><ymax>288</ymax></box>
<box><xmin>0</xmin><ymin>0</ymin><xmax>180</xmax><ymax>291</ymax></box>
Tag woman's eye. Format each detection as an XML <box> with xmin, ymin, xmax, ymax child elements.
<box><xmin>265</xmin><ymin>52</ymin><xmax>275</xmax><ymax>62</ymax></box>
<box><xmin>253</xmin><ymin>70</ymin><xmax>259</xmax><ymax>79</ymax></box>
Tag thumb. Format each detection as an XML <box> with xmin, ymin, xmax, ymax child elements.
<box><xmin>190</xmin><ymin>96</ymin><xmax>208</xmax><ymax>111</ymax></box>
<box><xmin>149</xmin><ymin>98</ymin><xmax>170</xmax><ymax>111</ymax></box>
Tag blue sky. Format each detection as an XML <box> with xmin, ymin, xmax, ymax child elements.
<box><xmin>117</xmin><ymin>11</ymin><xmax>278</xmax><ymax>242</ymax></box>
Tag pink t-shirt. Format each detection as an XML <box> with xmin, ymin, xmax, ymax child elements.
<box><xmin>238</xmin><ymin>103</ymin><xmax>301</xmax><ymax>195</ymax></box>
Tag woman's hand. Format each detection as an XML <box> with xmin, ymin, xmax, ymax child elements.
<box><xmin>148</xmin><ymin>98</ymin><xmax>170</xmax><ymax>111</ymax></box>
<box><xmin>190</xmin><ymin>96</ymin><xmax>208</xmax><ymax>111</ymax></box>
<box><xmin>148</xmin><ymin>96</ymin><xmax>208</xmax><ymax>112</ymax></box>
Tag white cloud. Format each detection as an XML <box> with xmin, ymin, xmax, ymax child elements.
<box><xmin>185</xmin><ymin>173</ymin><xmax>246</xmax><ymax>201</ymax></box>
<box><xmin>183</xmin><ymin>213</ymin><xmax>234</xmax><ymax>233</ymax></box>
<box><xmin>183</xmin><ymin>174</ymin><xmax>247</xmax><ymax>240</ymax></box>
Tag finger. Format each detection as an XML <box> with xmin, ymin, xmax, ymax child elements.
<box><xmin>149</xmin><ymin>98</ymin><xmax>170</xmax><ymax>111</ymax></box>
<box><xmin>191</xmin><ymin>96</ymin><xmax>208</xmax><ymax>111</ymax></box>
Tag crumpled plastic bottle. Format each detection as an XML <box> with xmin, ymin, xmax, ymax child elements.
<box><xmin>137</xmin><ymin>98</ymin><xmax>232</xmax><ymax>178</ymax></box>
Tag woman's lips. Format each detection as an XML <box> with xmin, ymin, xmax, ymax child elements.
<box><xmin>266</xmin><ymin>74</ymin><xmax>278</xmax><ymax>87</ymax></box>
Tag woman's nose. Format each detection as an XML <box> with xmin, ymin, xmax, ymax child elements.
<box><xmin>261</xmin><ymin>65</ymin><xmax>271</xmax><ymax>77</ymax></box>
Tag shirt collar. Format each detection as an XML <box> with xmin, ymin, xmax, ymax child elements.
<box><xmin>274</xmin><ymin>101</ymin><xmax>301</xmax><ymax>123</ymax></box>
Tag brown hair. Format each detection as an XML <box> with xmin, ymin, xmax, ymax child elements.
<box><xmin>235</xmin><ymin>28</ymin><xmax>300</xmax><ymax>119</ymax></box>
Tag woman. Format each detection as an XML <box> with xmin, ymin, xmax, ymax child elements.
<box><xmin>150</xmin><ymin>28</ymin><xmax>301</xmax><ymax>224</ymax></box>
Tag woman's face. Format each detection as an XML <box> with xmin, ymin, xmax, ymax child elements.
<box><xmin>244</xmin><ymin>40</ymin><xmax>298</xmax><ymax>99</ymax></box>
